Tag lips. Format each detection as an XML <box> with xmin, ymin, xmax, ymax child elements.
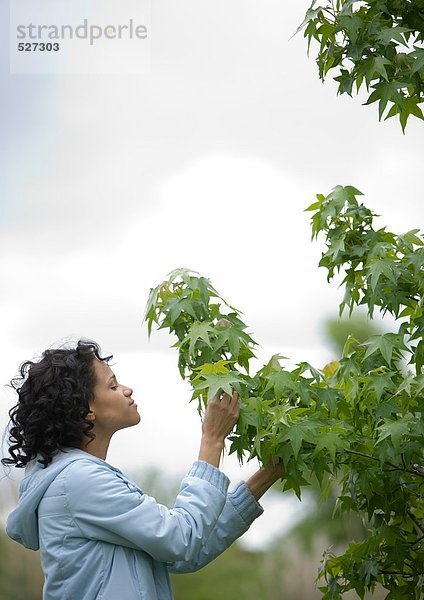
<box><xmin>129</xmin><ymin>399</ymin><xmax>135</xmax><ymax>406</ymax></box>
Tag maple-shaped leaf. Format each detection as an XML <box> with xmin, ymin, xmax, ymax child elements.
<box><xmin>166</xmin><ymin>267</ymin><xmax>200</xmax><ymax>284</ymax></box>
<box><xmin>365</xmin><ymin>81</ymin><xmax>405</xmax><ymax>120</ymax></box>
<box><xmin>144</xmin><ymin>285</ymin><xmax>160</xmax><ymax>336</ymax></box>
<box><xmin>192</xmin><ymin>371</ymin><xmax>245</xmax><ymax>401</ymax></box>
<box><xmin>362</xmin><ymin>333</ymin><xmax>408</xmax><ymax>365</ymax></box>
<box><xmin>377</xmin><ymin>415</ymin><xmax>413</xmax><ymax>452</ymax></box>
<box><xmin>366</xmin><ymin>257</ymin><xmax>398</xmax><ymax>291</ymax></box>
<box><xmin>264</xmin><ymin>371</ymin><xmax>297</xmax><ymax>398</ymax></box>
<box><xmin>166</xmin><ymin>297</ymin><xmax>198</xmax><ymax>326</ymax></box>
<box><xmin>375</xmin><ymin>397</ymin><xmax>400</xmax><ymax>419</ymax></box>
<box><xmin>212</xmin><ymin>324</ymin><xmax>255</xmax><ymax>359</ymax></box>
<box><xmin>367</xmin><ymin>372</ymin><xmax>395</xmax><ymax>402</ymax></box>
<box><xmin>236</xmin><ymin>344</ymin><xmax>256</xmax><ymax>373</ymax></box>
<box><xmin>192</xmin><ymin>360</ymin><xmax>233</xmax><ymax>375</ymax></box>
<box><xmin>376</xmin><ymin>26</ymin><xmax>411</xmax><ymax>46</ymax></box>
<box><xmin>283</xmin><ymin>473</ymin><xmax>311</xmax><ymax>500</ymax></box>
<box><xmin>364</xmin><ymin>56</ymin><xmax>391</xmax><ymax>85</ymax></box>
<box><xmin>278</xmin><ymin>420</ymin><xmax>319</xmax><ymax>459</ymax></box>
<box><xmin>182</xmin><ymin>321</ymin><xmax>216</xmax><ymax>356</ymax></box>
<box><xmin>410</xmin><ymin>47</ymin><xmax>424</xmax><ymax>76</ymax></box>
<box><xmin>313</xmin><ymin>426</ymin><xmax>348</xmax><ymax>462</ymax></box>
<box><xmin>385</xmin><ymin>95</ymin><xmax>424</xmax><ymax>132</ymax></box>
<box><xmin>295</xmin><ymin>361</ymin><xmax>322</xmax><ymax>382</ymax></box>
<box><xmin>257</xmin><ymin>354</ymin><xmax>288</xmax><ymax>377</ymax></box>
<box><xmin>315</xmin><ymin>387</ymin><xmax>342</xmax><ymax>415</ymax></box>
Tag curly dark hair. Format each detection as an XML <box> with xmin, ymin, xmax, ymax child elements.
<box><xmin>1</xmin><ymin>339</ymin><xmax>112</xmax><ymax>469</ymax></box>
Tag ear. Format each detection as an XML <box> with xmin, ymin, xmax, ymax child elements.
<box><xmin>86</xmin><ymin>409</ymin><xmax>95</xmax><ymax>422</ymax></box>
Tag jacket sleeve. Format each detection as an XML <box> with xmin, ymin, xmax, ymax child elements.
<box><xmin>168</xmin><ymin>481</ymin><xmax>263</xmax><ymax>573</ymax></box>
<box><xmin>65</xmin><ymin>459</ymin><xmax>229</xmax><ymax>563</ymax></box>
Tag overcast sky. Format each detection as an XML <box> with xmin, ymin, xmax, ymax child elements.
<box><xmin>1</xmin><ymin>0</ymin><xmax>423</xmax><ymax>549</ymax></box>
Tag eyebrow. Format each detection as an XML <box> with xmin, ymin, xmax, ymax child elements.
<box><xmin>107</xmin><ymin>374</ymin><xmax>117</xmax><ymax>384</ymax></box>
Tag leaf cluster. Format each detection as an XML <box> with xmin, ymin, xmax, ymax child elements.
<box><xmin>144</xmin><ymin>186</ymin><xmax>423</xmax><ymax>597</ymax></box>
<box><xmin>298</xmin><ymin>0</ymin><xmax>424</xmax><ymax>131</ymax></box>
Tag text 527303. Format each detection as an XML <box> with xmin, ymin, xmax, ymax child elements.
<box><xmin>18</xmin><ymin>42</ymin><xmax>60</xmax><ymax>51</ymax></box>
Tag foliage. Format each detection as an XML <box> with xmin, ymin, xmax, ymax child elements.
<box><xmin>323</xmin><ymin>312</ymin><xmax>384</xmax><ymax>355</ymax></box>
<box><xmin>144</xmin><ymin>185</ymin><xmax>423</xmax><ymax>598</ymax></box>
<box><xmin>297</xmin><ymin>0</ymin><xmax>424</xmax><ymax>131</ymax></box>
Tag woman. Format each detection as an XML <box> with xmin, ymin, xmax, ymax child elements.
<box><xmin>3</xmin><ymin>339</ymin><xmax>282</xmax><ymax>599</ymax></box>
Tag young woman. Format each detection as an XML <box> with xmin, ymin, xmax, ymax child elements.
<box><xmin>3</xmin><ymin>339</ymin><xmax>282</xmax><ymax>600</ymax></box>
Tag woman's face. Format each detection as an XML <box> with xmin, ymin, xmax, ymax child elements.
<box><xmin>89</xmin><ymin>359</ymin><xmax>140</xmax><ymax>434</ymax></box>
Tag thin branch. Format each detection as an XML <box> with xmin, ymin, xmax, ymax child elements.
<box><xmin>412</xmin><ymin>534</ymin><xmax>424</xmax><ymax>548</ymax></box>
<box><xmin>413</xmin><ymin>463</ymin><xmax>424</xmax><ymax>477</ymax></box>
<box><xmin>346</xmin><ymin>449</ymin><xmax>424</xmax><ymax>479</ymax></box>
<box><xmin>408</xmin><ymin>511</ymin><xmax>424</xmax><ymax>535</ymax></box>
<box><xmin>322</xmin><ymin>7</ymin><xmax>337</xmax><ymax>23</ymax></box>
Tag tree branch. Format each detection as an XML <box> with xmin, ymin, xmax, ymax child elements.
<box><xmin>412</xmin><ymin>534</ymin><xmax>424</xmax><ymax>549</ymax></box>
<box><xmin>408</xmin><ymin>511</ymin><xmax>424</xmax><ymax>535</ymax></box>
<box><xmin>413</xmin><ymin>463</ymin><xmax>424</xmax><ymax>477</ymax></box>
<box><xmin>346</xmin><ymin>449</ymin><xmax>424</xmax><ymax>479</ymax></box>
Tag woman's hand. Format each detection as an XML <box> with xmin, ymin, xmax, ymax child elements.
<box><xmin>246</xmin><ymin>458</ymin><xmax>284</xmax><ymax>502</ymax></box>
<box><xmin>198</xmin><ymin>389</ymin><xmax>240</xmax><ymax>467</ymax></box>
<box><xmin>202</xmin><ymin>389</ymin><xmax>240</xmax><ymax>442</ymax></box>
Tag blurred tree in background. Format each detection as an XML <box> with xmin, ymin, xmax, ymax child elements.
<box><xmin>0</xmin><ymin>529</ymin><xmax>43</xmax><ymax>600</ymax></box>
<box><xmin>323</xmin><ymin>312</ymin><xmax>384</xmax><ymax>356</ymax></box>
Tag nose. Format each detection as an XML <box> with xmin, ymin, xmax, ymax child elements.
<box><xmin>124</xmin><ymin>386</ymin><xmax>133</xmax><ymax>397</ymax></box>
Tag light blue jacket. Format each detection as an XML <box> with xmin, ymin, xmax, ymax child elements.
<box><xmin>6</xmin><ymin>448</ymin><xmax>263</xmax><ymax>599</ymax></box>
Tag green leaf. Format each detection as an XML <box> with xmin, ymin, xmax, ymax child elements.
<box><xmin>293</xmin><ymin>6</ymin><xmax>322</xmax><ymax>38</ymax></box>
<box><xmin>193</xmin><ymin>360</ymin><xmax>232</xmax><ymax>375</ymax></box>
<box><xmin>377</xmin><ymin>416</ymin><xmax>413</xmax><ymax>452</ymax></box>
<box><xmin>366</xmin><ymin>257</ymin><xmax>398</xmax><ymax>291</ymax></box>
<box><xmin>212</xmin><ymin>323</ymin><xmax>255</xmax><ymax>360</ymax></box>
<box><xmin>358</xmin><ymin>556</ymin><xmax>379</xmax><ymax>587</ymax></box>
<box><xmin>278</xmin><ymin>420</ymin><xmax>319</xmax><ymax>459</ymax></box>
<box><xmin>363</xmin><ymin>333</ymin><xmax>407</xmax><ymax>366</ymax></box>
<box><xmin>410</xmin><ymin>47</ymin><xmax>424</xmax><ymax>76</ymax></box>
<box><xmin>313</xmin><ymin>427</ymin><xmax>347</xmax><ymax>462</ymax></box>
<box><xmin>315</xmin><ymin>387</ymin><xmax>341</xmax><ymax>415</ymax></box>
<box><xmin>322</xmin><ymin>361</ymin><xmax>340</xmax><ymax>379</ymax></box>
<box><xmin>365</xmin><ymin>81</ymin><xmax>405</xmax><ymax>120</ymax></box>
<box><xmin>264</xmin><ymin>370</ymin><xmax>297</xmax><ymax>398</ymax></box>
<box><xmin>376</xmin><ymin>26</ymin><xmax>411</xmax><ymax>46</ymax></box>
<box><xmin>370</xmin><ymin>56</ymin><xmax>391</xmax><ymax>82</ymax></box>
<box><xmin>305</xmin><ymin>193</ymin><xmax>326</xmax><ymax>212</ymax></box>
<box><xmin>282</xmin><ymin>473</ymin><xmax>310</xmax><ymax>500</ymax></box>
<box><xmin>367</xmin><ymin>372</ymin><xmax>394</xmax><ymax>402</ymax></box>
<box><xmin>167</xmin><ymin>297</ymin><xmax>198</xmax><ymax>325</ymax></box>
<box><xmin>192</xmin><ymin>371</ymin><xmax>245</xmax><ymax>402</ymax></box>
<box><xmin>182</xmin><ymin>321</ymin><xmax>216</xmax><ymax>356</ymax></box>
<box><xmin>375</xmin><ymin>397</ymin><xmax>400</xmax><ymax>419</ymax></box>
<box><xmin>399</xmin><ymin>96</ymin><xmax>424</xmax><ymax>132</ymax></box>
<box><xmin>399</xmin><ymin>229</ymin><xmax>424</xmax><ymax>248</ymax></box>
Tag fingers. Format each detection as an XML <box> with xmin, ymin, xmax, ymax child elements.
<box><xmin>218</xmin><ymin>389</ymin><xmax>239</xmax><ymax>417</ymax></box>
<box><xmin>219</xmin><ymin>388</ymin><xmax>239</xmax><ymax>404</ymax></box>
<box><xmin>210</xmin><ymin>388</ymin><xmax>239</xmax><ymax>406</ymax></box>
<box><xmin>221</xmin><ymin>389</ymin><xmax>240</xmax><ymax>421</ymax></box>
<box><xmin>203</xmin><ymin>388</ymin><xmax>240</xmax><ymax>440</ymax></box>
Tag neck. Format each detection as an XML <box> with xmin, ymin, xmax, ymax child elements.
<box><xmin>81</xmin><ymin>430</ymin><xmax>112</xmax><ymax>461</ymax></box>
